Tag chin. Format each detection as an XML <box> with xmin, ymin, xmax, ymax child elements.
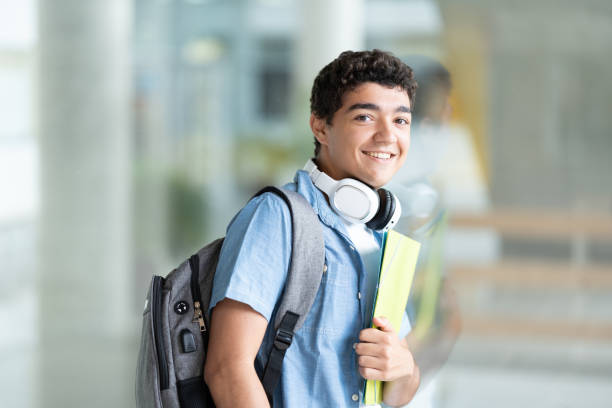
<box><xmin>365</xmin><ymin>178</ymin><xmax>387</xmax><ymax>189</ymax></box>
<box><xmin>352</xmin><ymin>170</ymin><xmax>392</xmax><ymax>189</ymax></box>
<box><xmin>370</xmin><ymin>173</ymin><xmax>394</xmax><ymax>188</ymax></box>
<box><xmin>359</xmin><ymin>169</ymin><xmax>396</xmax><ymax>188</ymax></box>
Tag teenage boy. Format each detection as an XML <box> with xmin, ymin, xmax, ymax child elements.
<box><xmin>205</xmin><ymin>50</ymin><xmax>420</xmax><ymax>407</ymax></box>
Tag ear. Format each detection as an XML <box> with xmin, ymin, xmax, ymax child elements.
<box><xmin>310</xmin><ymin>113</ymin><xmax>329</xmax><ymax>146</ymax></box>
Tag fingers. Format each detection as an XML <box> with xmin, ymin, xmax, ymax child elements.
<box><xmin>355</xmin><ymin>319</ymin><xmax>418</xmax><ymax>382</ymax></box>
<box><xmin>354</xmin><ymin>341</ymin><xmax>392</xmax><ymax>358</ymax></box>
<box><xmin>372</xmin><ymin>316</ymin><xmax>394</xmax><ymax>332</ymax></box>
<box><xmin>357</xmin><ymin>345</ymin><xmax>415</xmax><ymax>382</ymax></box>
<box><xmin>359</xmin><ymin>326</ymin><xmax>392</xmax><ymax>343</ymax></box>
<box><xmin>358</xmin><ymin>355</ymin><xmax>392</xmax><ymax>371</ymax></box>
<box><xmin>358</xmin><ymin>366</ymin><xmax>385</xmax><ymax>381</ymax></box>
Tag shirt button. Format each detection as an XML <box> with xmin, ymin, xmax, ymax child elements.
<box><xmin>323</xmin><ymin>264</ymin><xmax>328</xmax><ymax>272</ymax></box>
<box><xmin>352</xmin><ymin>393</ymin><xmax>359</xmax><ymax>402</ymax></box>
<box><xmin>357</xmin><ymin>291</ymin><xmax>362</xmax><ymax>300</ymax></box>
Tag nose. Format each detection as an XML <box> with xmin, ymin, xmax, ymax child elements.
<box><xmin>374</xmin><ymin>119</ymin><xmax>397</xmax><ymax>143</ymax></box>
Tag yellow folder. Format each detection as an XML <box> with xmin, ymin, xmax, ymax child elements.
<box><xmin>363</xmin><ymin>230</ymin><xmax>421</xmax><ymax>405</ymax></box>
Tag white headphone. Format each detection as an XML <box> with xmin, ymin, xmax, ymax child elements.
<box><xmin>303</xmin><ymin>159</ymin><xmax>401</xmax><ymax>232</ymax></box>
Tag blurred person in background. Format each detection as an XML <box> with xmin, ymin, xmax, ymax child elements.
<box><xmin>388</xmin><ymin>56</ymin><xmax>484</xmax><ymax>407</ymax></box>
<box><xmin>392</xmin><ymin>57</ymin><xmax>488</xmax><ymax>216</ymax></box>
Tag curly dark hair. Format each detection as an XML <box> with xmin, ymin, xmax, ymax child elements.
<box><xmin>310</xmin><ymin>49</ymin><xmax>417</xmax><ymax>157</ymax></box>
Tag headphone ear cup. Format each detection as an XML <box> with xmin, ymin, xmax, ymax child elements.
<box><xmin>366</xmin><ymin>188</ymin><xmax>396</xmax><ymax>230</ymax></box>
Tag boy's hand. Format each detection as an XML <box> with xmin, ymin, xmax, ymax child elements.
<box><xmin>355</xmin><ymin>316</ymin><xmax>417</xmax><ymax>381</ymax></box>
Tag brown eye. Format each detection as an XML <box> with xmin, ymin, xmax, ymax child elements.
<box><xmin>396</xmin><ymin>118</ymin><xmax>410</xmax><ymax>125</ymax></box>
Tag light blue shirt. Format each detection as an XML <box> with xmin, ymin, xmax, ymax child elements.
<box><xmin>209</xmin><ymin>170</ymin><xmax>385</xmax><ymax>407</ymax></box>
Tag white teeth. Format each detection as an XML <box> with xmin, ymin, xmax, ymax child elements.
<box><xmin>365</xmin><ymin>152</ymin><xmax>391</xmax><ymax>159</ymax></box>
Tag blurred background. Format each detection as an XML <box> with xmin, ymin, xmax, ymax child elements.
<box><xmin>1</xmin><ymin>0</ymin><xmax>611</xmax><ymax>407</ymax></box>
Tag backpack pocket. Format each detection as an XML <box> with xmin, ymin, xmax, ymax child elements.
<box><xmin>136</xmin><ymin>276</ymin><xmax>173</xmax><ymax>407</ymax></box>
<box><xmin>152</xmin><ymin>276</ymin><xmax>170</xmax><ymax>390</ymax></box>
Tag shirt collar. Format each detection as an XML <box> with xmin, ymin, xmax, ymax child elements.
<box><xmin>291</xmin><ymin>170</ymin><xmax>349</xmax><ymax>234</ymax></box>
<box><xmin>291</xmin><ymin>170</ymin><xmax>385</xmax><ymax>245</ymax></box>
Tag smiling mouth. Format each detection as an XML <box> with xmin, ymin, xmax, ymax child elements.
<box><xmin>363</xmin><ymin>151</ymin><xmax>394</xmax><ymax>159</ymax></box>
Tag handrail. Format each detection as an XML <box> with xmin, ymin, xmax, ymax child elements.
<box><xmin>449</xmin><ymin>210</ymin><xmax>612</xmax><ymax>239</ymax></box>
<box><xmin>450</xmin><ymin>261</ymin><xmax>612</xmax><ymax>289</ymax></box>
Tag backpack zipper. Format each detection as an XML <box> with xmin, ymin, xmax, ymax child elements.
<box><xmin>152</xmin><ymin>276</ymin><xmax>169</xmax><ymax>390</ymax></box>
<box><xmin>189</xmin><ymin>255</ymin><xmax>208</xmax><ymax>334</ymax></box>
<box><xmin>193</xmin><ymin>301</ymin><xmax>206</xmax><ymax>333</ymax></box>
<box><xmin>189</xmin><ymin>254</ymin><xmax>216</xmax><ymax>405</ymax></box>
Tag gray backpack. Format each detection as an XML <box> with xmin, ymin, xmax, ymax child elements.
<box><xmin>135</xmin><ymin>187</ymin><xmax>325</xmax><ymax>407</ymax></box>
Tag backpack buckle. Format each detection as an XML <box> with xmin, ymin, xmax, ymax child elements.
<box><xmin>273</xmin><ymin>328</ymin><xmax>294</xmax><ymax>351</ymax></box>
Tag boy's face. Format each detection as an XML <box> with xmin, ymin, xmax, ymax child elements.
<box><xmin>311</xmin><ymin>82</ymin><xmax>411</xmax><ymax>189</ymax></box>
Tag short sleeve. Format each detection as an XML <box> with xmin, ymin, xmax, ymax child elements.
<box><xmin>209</xmin><ymin>192</ymin><xmax>292</xmax><ymax>322</ymax></box>
<box><xmin>399</xmin><ymin>310</ymin><xmax>413</xmax><ymax>338</ymax></box>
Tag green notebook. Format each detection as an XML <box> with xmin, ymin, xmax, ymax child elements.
<box><xmin>363</xmin><ymin>230</ymin><xmax>421</xmax><ymax>405</ymax></box>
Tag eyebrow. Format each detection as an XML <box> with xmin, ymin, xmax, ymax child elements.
<box><xmin>347</xmin><ymin>103</ymin><xmax>411</xmax><ymax>113</ymax></box>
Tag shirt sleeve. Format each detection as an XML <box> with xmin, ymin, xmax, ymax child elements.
<box><xmin>399</xmin><ymin>310</ymin><xmax>413</xmax><ymax>338</ymax></box>
<box><xmin>208</xmin><ymin>192</ymin><xmax>292</xmax><ymax>322</ymax></box>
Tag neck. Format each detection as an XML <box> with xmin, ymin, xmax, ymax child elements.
<box><xmin>310</xmin><ymin>157</ymin><xmax>332</xmax><ymax>205</ymax></box>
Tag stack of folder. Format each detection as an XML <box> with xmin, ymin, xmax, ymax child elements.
<box><xmin>363</xmin><ymin>230</ymin><xmax>421</xmax><ymax>405</ymax></box>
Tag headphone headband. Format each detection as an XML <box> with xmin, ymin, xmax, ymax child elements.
<box><xmin>303</xmin><ymin>159</ymin><xmax>401</xmax><ymax>231</ymax></box>
<box><xmin>303</xmin><ymin>159</ymin><xmax>337</xmax><ymax>195</ymax></box>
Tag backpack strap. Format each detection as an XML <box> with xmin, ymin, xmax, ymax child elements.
<box><xmin>251</xmin><ymin>186</ymin><xmax>325</xmax><ymax>404</ymax></box>
<box><xmin>260</xmin><ymin>311</ymin><xmax>299</xmax><ymax>404</ymax></box>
